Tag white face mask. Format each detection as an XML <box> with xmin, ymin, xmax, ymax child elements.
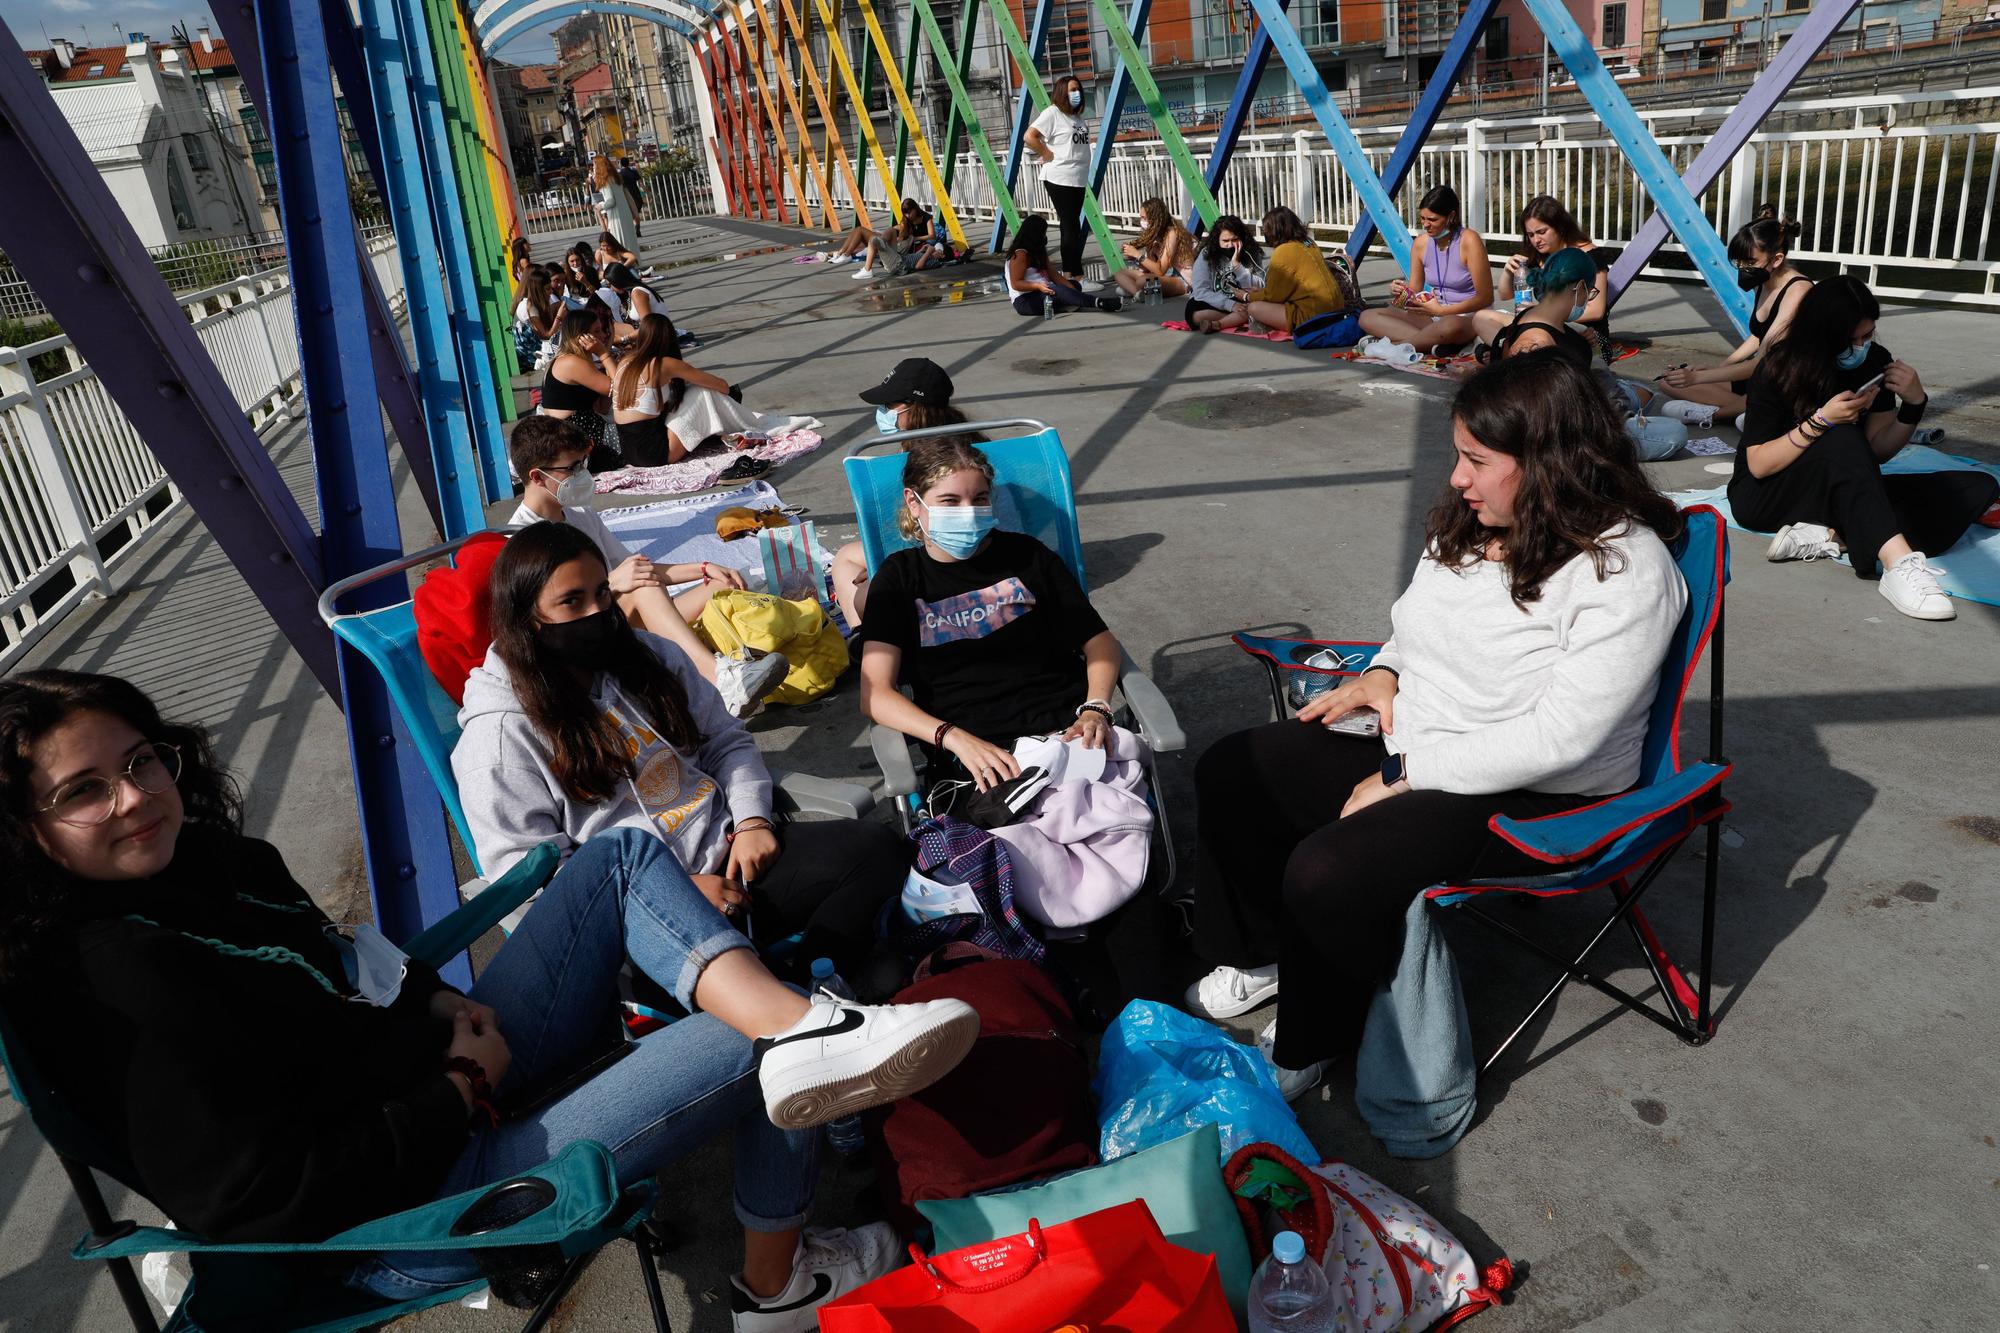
<box><xmin>550</xmin><ymin>468</ymin><xmax>593</xmax><ymax>507</ymax></box>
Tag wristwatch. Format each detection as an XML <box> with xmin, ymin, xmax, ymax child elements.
<box><xmin>1380</xmin><ymin>752</ymin><xmax>1407</xmax><ymax>787</ymax></box>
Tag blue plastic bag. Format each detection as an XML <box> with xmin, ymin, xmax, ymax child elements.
<box><xmin>1093</xmin><ymin>999</ymin><xmax>1321</xmax><ymax>1167</ymax></box>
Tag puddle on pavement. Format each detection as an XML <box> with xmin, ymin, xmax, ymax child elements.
<box><xmin>1011</xmin><ymin>357</ymin><xmax>1071</xmax><ymax>377</ymax></box>
<box><xmin>856</xmin><ymin>276</ymin><xmax>1006</xmax><ymax>312</ymax></box>
<box><xmin>1155</xmin><ymin>386</ymin><xmax>1350</xmax><ymax>430</ymax></box>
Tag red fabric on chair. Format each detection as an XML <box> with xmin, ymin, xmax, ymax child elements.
<box><xmin>819</xmin><ymin>1199</ymin><xmax>1233</xmax><ymax>1332</ymax></box>
<box><xmin>413</xmin><ymin>532</ymin><xmax>509</xmax><ymax>704</ymax></box>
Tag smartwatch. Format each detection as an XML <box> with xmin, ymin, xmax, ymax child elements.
<box><xmin>1380</xmin><ymin>752</ymin><xmax>1407</xmax><ymax>787</ymax></box>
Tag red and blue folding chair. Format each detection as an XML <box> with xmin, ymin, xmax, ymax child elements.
<box><xmin>1233</xmin><ymin>506</ymin><xmax>1731</xmax><ymax>1072</ymax></box>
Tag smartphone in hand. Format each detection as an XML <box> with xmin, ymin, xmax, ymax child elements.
<box><xmin>1855</xmin><ymin>371</ymin><xmax>1886</xmax><ymax>395</ymax></box>
<box><xmin>1324</xmin><ymin>707</ymin><xmax>1382</xmax><ymax>737</ymax></box>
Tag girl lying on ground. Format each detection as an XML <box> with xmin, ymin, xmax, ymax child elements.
<box><xmin>0</xmin><ymin>670</ymin><xmax>977</xmax><ymax>1330</ymax></box>
<box><xmin>454</xmin><ymin>521</ymin><xmax>907</xmax><ymax>980</ymax></box>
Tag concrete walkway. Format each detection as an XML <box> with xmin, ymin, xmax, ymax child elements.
<box><xmin>4</xmin><ymin>214</ymin><xmax>1997</xmax><ymax>1331</ymax></box>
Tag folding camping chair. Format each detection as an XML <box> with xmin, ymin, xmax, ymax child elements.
<box><xmin>0</xmin><ymin>843</ymin><xmax>678</xmax><ymax>1333</ymax></box>
<box><xmin>315</xmin><ymin>532</ymin><xmax>879</xmax><ymax>884</ymax></box>
<box><xmin>842</xmin><ymin>420</ymin><xmax>1187</xmax><ymax>885</ymax></box>
<box><xmin>1232</xmin><ymin>505</ymin><xmax>1731</xmax><ymax>1072</ymax></box>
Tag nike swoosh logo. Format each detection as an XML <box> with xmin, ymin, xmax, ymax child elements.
<box><xmin>754</xmin><ymin>1006</ymin><xmax>866</xmax><ymax>1059</ymax></box>
<box><xmin>731</xmin><ymin>1270</ymin><xmax>834</xmax><ymax>1316</ymax></box>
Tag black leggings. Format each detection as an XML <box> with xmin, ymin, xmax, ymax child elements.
<box><xmin>1184</xmin><ymin>297</ymin><xmax>1232</xmax><ymax>325</ymax></box>
<box><xmin>1012</xmin><ymin>286</ymin><xmax>1098</xmax><ymax>317</ymax></box>
<box><xmin>1193</xmin><ymin>719</ymin><xmax>1589</xmax><ymax>1068</ymax></box>
<box><xmin>1044</xmin><ymin>183</ymin><xmax>1087</xmax><ymax>275</ymax></box>
<box><xmin>748</xmin><ymin>818</ymin><xmax>908</xmax><ymax>978</ymax></box>
<box><xmin>1728</xmin><ymin>424</ymin><xmax>1998</xmax><ymax>577</ymax></box>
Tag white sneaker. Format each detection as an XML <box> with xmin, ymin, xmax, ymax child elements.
<box><xmin>1765</xmin><ymin>522</ymin><xmax>1842</xmax><ymax>563</ymax></box>
<box><xmin>1660</xmin><ymin>399</ymin><xmax>1716</xmax><ymax>428</ymax></box>
<box><xmin>1077</xmin><ymin>279</ymin><xmax>1105</xmax><ymax>294</ymax></box>
<box><xmin>730</xmin><ymin>1223</ymin><xmax>899</xmax><ymax>1333</ymax></box>
<box><xmin>755</xmin><ymin>991</ymin><xmax>980</xmax><ymax>1130</ymax></box>
<box><xmin>1878</xmin><ymin>552</ymin><xmax>1955</xmax><ymax>621</ymax></box>
<box><xmin>1256</xmin><ymin>1018</ymin><xmax>1327</xmax><ymax>1103</ymax></box>
<box><xmin>714</xmin><ymin>651</ymin><xmax>789</xmax><ymax>718</ymax></box>
<box><xmin>851</xmin><ymin>266</ymin><xmax>875</xmax><ymax>281</ymax></box>
<box><xmin>1184</xmin><ymin>963</ymin><xmax>1280</xmax><ymax>1019</ymax></box>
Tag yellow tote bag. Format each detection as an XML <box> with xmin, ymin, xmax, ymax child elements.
<box><xmin>697</xmin><ymin>589</ymin><xmax>849</xmax><ymax>705</ymax></box>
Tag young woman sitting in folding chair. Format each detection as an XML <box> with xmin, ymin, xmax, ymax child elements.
<box><xmin>0</xmin><ymin>670</ymin><xmax>978</xmax><ymax>1328</ymax></box>
<box><xmin>454</xmin><ymin>521</ymin><xmax>908</xmax><ymax>987</ymax></box>
<box><xmin>1185</xmin><ymin>355</ymin><xmax>1688</xmax><ymax>1101</ymax></box>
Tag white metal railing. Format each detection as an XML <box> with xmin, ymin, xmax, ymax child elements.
<box><xmin>522</xmin><ymin>170</ymin><xmax>716</xmax><ymax>238</ymax></box>
<box><xmin>0</xmin><ymin>231</ymin><xmax>408</xmax><ymax>670</ymax></box>
<box><xmin>841</xmin><ymin>86</ymin><xmax>2000</xmax><ymax>306</ymax></box>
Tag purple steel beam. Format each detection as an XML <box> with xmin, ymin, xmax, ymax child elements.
<box><xmin>0</xmin><ymin>20</ymin><xmax>336</xmax><ymax>695</ymax></box>
<box><xmin>209</xmin><ymin>0</ymin><xmax>444</xmax><ymax>535</ymax></box>
<box><xmin>1607</xmin><ymin>0</ymin><xmax>1864</xmax><ymax>305</ymax></box>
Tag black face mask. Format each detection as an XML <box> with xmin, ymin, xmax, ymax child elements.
<box><xmin>538</xmin><ymin>607</ymin><xmax>622</xmax><ymax>670</ymax></box>
<box><xmin>1735</xmin><ymin>264</ymin><xmax>1772</xmax><ymax>291</ymax></box>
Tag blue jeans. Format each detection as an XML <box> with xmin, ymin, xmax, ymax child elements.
<box><xmin>353</xmin><ymin>828</ymin><xmax>819</xmax><ymax>1299</ymax></box>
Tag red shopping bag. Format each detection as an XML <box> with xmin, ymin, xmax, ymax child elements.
<box><xmin>819</xmin><ymin>1199</ymin><xmax>1234</xmax><ymax>1333</ymax></box>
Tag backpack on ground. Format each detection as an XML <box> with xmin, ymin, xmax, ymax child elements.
<box><xmin>864</xmin><ymin>955</ymin><xmax>1097</xmax><ymax>1232</ymax></box>
<box><xmin>1293</xmin><ymin>310</ymin><xmax>1364</xmax><ymax>348</ymax></box>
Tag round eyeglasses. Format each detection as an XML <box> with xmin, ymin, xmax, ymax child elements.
<box><xmin>33</xmin><ymin>743</ymin><xmax>183</xmax><ymax>828</ymax></box>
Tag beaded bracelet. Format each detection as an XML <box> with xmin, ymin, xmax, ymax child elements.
<box><xmin>933</xmin><ymin>721</ymin><xmax>954</xmax><ymax>749</ymax></box>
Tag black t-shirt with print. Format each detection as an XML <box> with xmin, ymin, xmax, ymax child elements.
<box><xmin>859</xmin><ymin>530</ymin><xmax>1109</xmax><ymax>743</ymax></box>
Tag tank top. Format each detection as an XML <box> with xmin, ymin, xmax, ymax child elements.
<box><xmin>1425</xmin><ymin>229</ymin><xmax>1477</xmax><ymax>305</ymax></box>
<box><xmin>1003</xmin><ymin>251</ymin><xmax>1047</xmax><ymax>299</ymax></box>
<box><xmin>1494</xmin><ymin>309</ymin><xmax>1594</xmax><ymax>371</ymax></box>
<box><xmin>1748</xmin><ymin>275</ymin><xmax>1810</xmax><ymax>342</ymax></box>
<box><xmin>540</xmin><ymin>361</ymin><xmax>600</xmax><ymax>413</ymax></box>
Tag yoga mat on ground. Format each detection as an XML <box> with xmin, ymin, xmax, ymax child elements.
<box><xmin>1669</xmin><ymin>446</ymin><xmax>2000</xmax><ymax>607</ymax></box>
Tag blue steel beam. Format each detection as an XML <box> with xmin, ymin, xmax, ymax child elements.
<box><xmin>1241</xmin><ymin>0</ymin><xmax>1412</xmax><ymax>274</ymax></box>
<box><xmin>370</xmin><ymin>0</ymin><xmax>514</xmax><ymax>503</ymax></box>
<box><xmin>1605</xmin><ymin>0</ymin><xmax>1864</xmax><ymax>308</ymax></box>
<box><xmin>1187</xmin><ymin>0</ymin><xmax>1288</xmax><ymax>236</ymax></box>
<box><xmin>1085</xmin><ymin>0</ymin><xmax>1153</xmax><ymax>204</ymax></box>
<box><xmin>0</xmin><ymin>21</ymin><xmax>336</xmax><ymax>695</ymax></box>
<box><xmin>256</xmin><ymin>0</ymin><xmax>464</xmax><ymax>976</ymax></box>
<box><xmin>991</xmin><ymin>0</ymin><xmax>1059</xmax><ymax>254</ymax></box>
<box><xmin>1345</xmin><ymin>0</ymin><xmax>1500</xmax><ymax>262</ymax></box>
<box><xmin>484</xmin><ymin>4</ymin><xmax>700</xmax><ymax>53</ymax></box>
<box><xmin>207</xmin><ymin>0</ymin><xmax>456</xmax><ymax>540</ymax></box>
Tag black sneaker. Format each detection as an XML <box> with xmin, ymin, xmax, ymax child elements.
<box><xmin>718</xmin><ymin>454</ymin><xmax>772</xmax><ymax>482</ymax></box>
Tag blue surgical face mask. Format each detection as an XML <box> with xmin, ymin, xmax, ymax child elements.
<box><xmin>1569</xmin><ymin>289</ymin><xmax>1589</xmax><ymax>323</ymax></box>
<box><xmin>1837</xmin><ymin>340</ymin><xmax>1871</xmax><ymax>370</ymax></box>
<box><xmin>1066</xmin><ymin>89</ymin><xmax>1082</xmax><ymax>110</ymax></box>
<box><xmin>920</xmin><ymin>500</ymin><xmax>996</xmax><ymax>558</ymax></box>
<box><xmin>875</xmin><ymin>405</ymin><xmax>901</xmax><ymax>435</ymax></box>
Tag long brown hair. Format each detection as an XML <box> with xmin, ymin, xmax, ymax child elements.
<box><xmin>1432</xmin><ymin>356</ymin><xmax>1682</xmax><ymax>606</ymax></box>
<box><xmin>1758</xmin><ymin>275</ymin><xmax>1878</xmax><ymax>420</ymax></box>
<box><xmin>517</xmin><ymin>267</ymin><xmax>557</xmax><ymax>338</ymax></box>
<box><xmin>0</xmin><ymin>671</ymin><xmax>244</xmax><ymax>981</ymax></box>
<box><xmin>554</xmin><ymin>306</ymin><xmax>602</xmax><ymax>361</ymax></box>
<box><xmin>613</xmin><ymin>313</ymin><xmax>687</xmax><ymax>410</ymax></box>
<box><xmin>1134</xmin><ymin>197</ymin><xmax>1193</xmax><ymax>267</ymax></box>
<box><xmin>1260</xmin><ymin>205</ymin><xmax>1310</xmax><ymax>248</ymax></box>
<box><xmin>487</xmin><ymin>523</ymin><xmax>704</xmax><ymax>804</ymax></box>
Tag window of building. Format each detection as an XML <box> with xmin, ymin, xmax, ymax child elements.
<box><xmin>87</xmin><ymin>63</ymin><xmax>105</xmax><ymax>76</ymax></box>
<box><xmin>1602</xmin><ymin>2</ymin><xmax>1627</xmax><ymax>46</ymax></box>
<box><xmin>1783</xmin><ymin>0</ymin><xmax>1807</xmax><ymax>10</ymax></box>
<box><xmin>1485</xmin><ymin>16</ymin><xmax>1509</xmax><ymax>61</ymax></box>
<box><xmin>1701</xmin><ymin>0</ymin><xmax>1725</xmax><ymax>20</ymax></box>
<box><xmin>1302</xmin><ymin>0</ymin><xmax>1339</xmax><ymax>47</ymax></box>
<box><xmin>181</xmin><ymin>132</ymin><xmax>211</xmax><ymax>172</ymax></box>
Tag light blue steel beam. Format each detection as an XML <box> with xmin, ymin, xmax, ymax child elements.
<box><xmin>348</xmin><ymin>0</ymin><xmax>494</xmax><ymax>535</ymax></box>
<box><xmin>1186</xmin><ymin>0</ymin><xmax>1288</xmax><ymax>236</ymax></box>
<box><xmin>1606</xmin><ymin>0</ymin><xmax>1864</xmax><ymax>308</ymax></box>
<box><xmin>1344</xmin><ymin>0</ymin><xmax>1499</xmax><ymax>262</ymax></box>
<box><xmin>991</xmin><ymin>0</ymin><xmax>1058</xmax><ymax>254</ymax></box>
<box><xmin>257</xmin><ymin>0</ymin><xmax>464</xmax><ymax>975</ymax></box>
<box><xmin>1085</xmin><ymin>0</ymin><xmax>1152</xmax><ymax>203</ymax></box>
<box><xmin>475</xmin><ymin>0</ymin><xmax>710</xmax><ymax>49</ymax></box>
<box><xmin>1240</xmin><ymin>0</ymin><xmax>1412</xmax><ymax>274</ymax></box>
<box><xmin>364</xmin><ymin>0</ymin><xmax>513</xmax><ymax>502</ymax></box>
<box><xmin>1521</xmin><ymin>0</ymin><xmax>1750</xmax><ymax>334</ymax></box>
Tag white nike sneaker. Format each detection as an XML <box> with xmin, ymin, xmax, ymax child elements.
<box><xmin>1765</xmin><ymin>522</ymin><xmax>1842</xmax><ymax>563</ymax></box>
<box><xmin>1256</xmin><ymin>1018</ymin><xmax>1327</xmax><ymax>1103</ymax></box>
<box><xmin>756</xmin><ymin>991</ymin><xmax>980</xmax><ymax>1130</ymax></box>
<box><xmin>714</xmin><ymin>651</ymin><xmax>789</xmax><ymax>719</ymax></box>
<box><xmin>1184</xmin><ymin>962</ymin><xmax>1280</xmax><ymax>1019</ymax></box>
<box><xmin>730</xmin><ymin>1223</ymin><xmax>899</xmax><ymax>1333</ymax></box>
<box><xmin>1878</xmin><ymin>552</ymin><xmax>1955</xmax><ymax>621</ymax></box>
<box><xmin>1660</xmin><ymin>399</ymin><xmax>1716</xmax><ymax>428</ymax></box>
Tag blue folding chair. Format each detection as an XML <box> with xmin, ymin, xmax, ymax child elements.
<box><xmin>1233</xmin><ymin>506</ymin><xmax>1731</xmax><ymax>1072</ymax></box>
<box><xmin>0</xmin><ymin>843</ymin><xmax>678</xmax><ymax>1333</ymax></box>
<box><xmin>316</xmin><ymin>533</ymin><xmax>879</xmax><ymax>886</ymax></box>
<box><xmin>843</xmin><ymin>419</ymin><xmax>1188</xmax><ymax>886</ymax></box>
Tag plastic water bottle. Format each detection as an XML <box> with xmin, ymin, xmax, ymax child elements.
<box><xmin>810</xmin><ymin>958</ymin><xmax>868</xmax><ymax>1155</ymax></box>
<box><xmin>1042</xmin><ymin>292</ymin><xmax>1056</xmax><ymax>320</ymax></box>
<box><xmin>1514</xmin><ymin>283</ymin><xmax>1536</xmax><ymax>314</ymax></box>
<box><xmin>1249</xmin><ymin>1231</ymin><xmax>1335</xmax><ymax>1332</ymax></box>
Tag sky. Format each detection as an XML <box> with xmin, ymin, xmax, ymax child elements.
<box><xmin>2</xmin><ymin>0</ymin><xmax>566</xmax><ymax>65</ymax></box>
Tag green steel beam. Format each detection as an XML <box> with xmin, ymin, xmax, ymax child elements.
<box><xmin>908</xmin><ymin>0</ymin><xmax>1017</xmax><ymax>234</ymax></box>
<box><xmin>981</xmin><ymin>0</ymin><xmax>1118</xmax><ymax>266</ymax></box>
<box><xmin>1085</xmin><ymin>0</ymin><xmax>1217</xmax><ymax>228</ymax></box>
<box><xmin>854</xmin><ymin>9</ymin><xmax>877</xmax><ymax>209</ymax></box>
<box><xmin>938</xmin><ymin>0</ymin><xmax>983</xmax><ymax>189</ymax></box>
<box><xmin>891</xmin><ymin>1</ymin><xmax>920</xmax><ymax>194</ymax></box>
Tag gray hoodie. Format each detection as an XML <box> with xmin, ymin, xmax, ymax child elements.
<box><xmin>452</xmin><ymin>632</ymin><xmax>773</xmax><ymax>880</ymax></box>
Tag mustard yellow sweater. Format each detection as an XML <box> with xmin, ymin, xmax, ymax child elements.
<box><xmin>1246</xmin><ymin>241</ymin><xmax>1341</xmax><ymax>330</ymax></box>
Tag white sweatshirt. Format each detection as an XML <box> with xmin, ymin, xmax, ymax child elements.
<box><xmin>1374</xmin><ymin>525</ymin><xmax>1687</xmax><ymax>797</ymax></box>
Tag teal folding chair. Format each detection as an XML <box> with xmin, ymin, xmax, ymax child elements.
<box><xmin>842</xmin><ymin>420</ymin><xmax>1187</xmax><ymax>886</ymax></box>
<box><xmin>316</xmin><ymin>532</ymin><xmax>879</xmax><ymax>886</ymax></box>
<box><xmin>1232</xmin><ymin>506</ymin><xmax>1732</xmax><ymax>1072</ymax></box>
<box><xmin>0</xmin><ymin>844</ymin><xmax>677</xmax><ymax>1333</ymax></box>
